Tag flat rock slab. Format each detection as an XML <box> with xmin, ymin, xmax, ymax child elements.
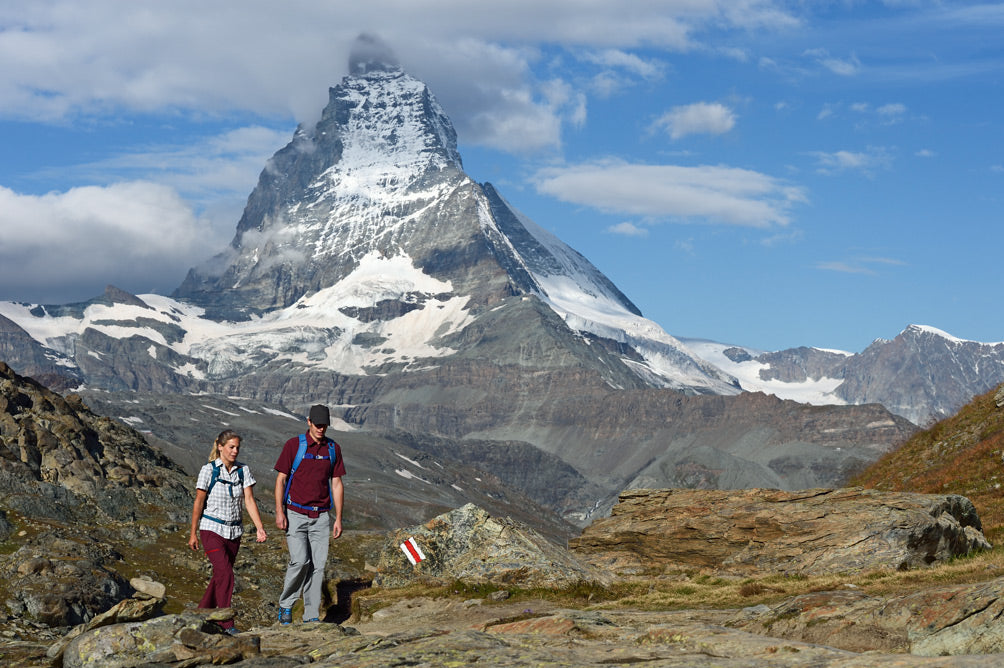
<box><xmin>239</xmin><ymin>604</ymin><xmax>1004</xmax><ymax>667</ymax></box>
<box><xmin>734</xmin><ymin>576</ymin><xmax>1004</xmax><ymax>656</ymax></box>
<box><xmin>569</xmin><ymin>487</ymin><xmax>991</xmax><ymax>575</ymax></box>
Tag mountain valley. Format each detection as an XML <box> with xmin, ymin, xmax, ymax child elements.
<box><xmin>0</xmin><ymin>36</ymin><xmax>999</xmax><ymax>528</ymax></box>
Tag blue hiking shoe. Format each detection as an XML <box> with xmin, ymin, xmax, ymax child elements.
<box><xmin>278</xmin><ymin>607</ymin><xmax>292</xmax><ymax>625</ymax></box>
<box><xmin>304</xmin><ymin>617</ymin><xmax>320</xmax><ymax>623</ymax></box>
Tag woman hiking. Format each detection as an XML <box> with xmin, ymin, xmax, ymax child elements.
<box><xmin>188</xmin><ymin>429</ymin><xmax>267</xmax><ymax>634</ymax></box>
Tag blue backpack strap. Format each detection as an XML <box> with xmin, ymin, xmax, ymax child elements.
<box><xmin>326</xmin><ymin>442</ymin><xmax>337</xmax><ymax>510</ymax></box>
<box><xmin>206</xmin><ymin>462</ymin><xmax>219</xmax><ymax>496</ymax></box>
<box><xmin>206</xmin><ymin>461</ymin><xmax>243</xmax><ymax>498</ymax></box>
<box><xmin>283</xmin><ymin>434</ymin><xmax>309</xmax><ymax>506</ymax></box>
<box><xmin>202</xmin><ymin>514</ymin><xmax>242</xmax><ymax>526</ymax></box>
<box><xmin>201</xmin><ymin>462</ymin><xmax>244</xmax><ymax>526</ymax></box>
<box><xmin>293</xmin><ymin>434</ymin><xmax>308</xmax><ymax>473</ymax></box>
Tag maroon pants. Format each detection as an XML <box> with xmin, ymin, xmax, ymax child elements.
<box><xmin>198</xmin><ymin>529</ymin><xmax>241</xmax><ymax>629</ymax></box>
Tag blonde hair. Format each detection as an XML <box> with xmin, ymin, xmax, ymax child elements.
<box><xmin>208</xmin><ymin>429</ymin><xmax>241</xmax><ymax>462</ymax></box>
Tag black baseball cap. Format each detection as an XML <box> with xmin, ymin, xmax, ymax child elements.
<box><xmin>308</xmin><ymin>404</ymin><xmax>330</xmax><ymax>425</ymax></box>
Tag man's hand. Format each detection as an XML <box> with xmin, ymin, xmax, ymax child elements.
<box><xmin>274</xmin><ymin>472</ymin><xmax>289</xmax><ymax>530</ymax></box>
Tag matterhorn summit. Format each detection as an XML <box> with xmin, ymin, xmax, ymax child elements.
<box><xmin>174</xmin><ymin>34</ymin><xmax>736</xmax><ymax>394</ymax></box>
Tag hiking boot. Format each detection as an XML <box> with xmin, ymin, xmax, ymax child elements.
<box><xmin>304</xmin><ymin>617</ymin><xmax>320</xmax><ymax>623</ymax></box>
<box><xmin>224</xmin><ymin>627</ymin><xmax>239</xmax><ymax>636</ymax></box>
<box><xmin>278</xmin><ymin>607</ymin><xmax>293</xmax><ymax>625</ymax></box>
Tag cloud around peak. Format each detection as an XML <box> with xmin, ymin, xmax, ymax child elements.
<box><xmin>533</xmin><ymin>159</ymin><xmax>805</xmax><ymax>228</ymax></box>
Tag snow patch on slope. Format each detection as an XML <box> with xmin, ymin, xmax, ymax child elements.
<box><xmin>683</xmin><ymin>338</ymin><xmax>849</xmax><ymax>406</ymax></box>
<box><xmin>0</xmin><ymin>251</ymin><xmax>473</xmax><ymax>379</ymax></box>
<box><xmin>497</xmin><ymin>199</ymin><xmax>739</xmax><ymax>394</ymax></box>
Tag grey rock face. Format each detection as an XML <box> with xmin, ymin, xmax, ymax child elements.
<box><xmin>755</xmin><ymin>346</ymin><xmax>850</xmax><ymax>383</ymax></box>
<box><xmin>742</xmin><ymin>326</ymin><xmax>1004</xmax><ymax>425</ymax></box>
<box><xmin>0</xmin><ymin>362</ymin><xmax>190</xmax><ymax>514</ymax></box>
<box><xmin>0</xmin><ymin>313</ymin><xmax>79</xmax><ymax>392</ymax></box>
<box><xmin>0</xmin><ymin>362</ymin><xmax>194</xmax><ymax>626</ymax></box>
<box><xmin>835</xmin><ymin>325</ymin><xmax>1004</xmax><ymax>424</ymax></box>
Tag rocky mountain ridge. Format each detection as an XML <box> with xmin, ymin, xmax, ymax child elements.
<box><xmin>689</xmin><ymin>324</ymin><xmax>1004</xmax><ymax>426</ymax></box>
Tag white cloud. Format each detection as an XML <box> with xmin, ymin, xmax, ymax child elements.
<box><xmin>0</xmin><ymin>182</ymin><xmax>223</xmax><ymax>302</ymax></box>
<box><xmin>816</xmin><ymin>261</ymin><xmax>876</xmax><ymax>275</ymax></box>
<box><xmin>533</xmin><ymin>159</ymin><xmax>805</xmax><ymax>228</ymax></box>
<box><xmin>846</xmin><ymin>102</ymin><xmax>907</xmax><ymax>126</ymax></box>
<box><xmin>578</xmin><ymin>48</ymin><xmax>665</xmax><ymax>99</ymax></box>
<box><xmin>56</xmin><ymin>126</ymin><xmax>292</xmax><ymax>205</ymax></box>
<box><xmin>876</xmin><ymin>103</ymin><xmax>906</xmax><ymax>117</ymax></box>
<box><xmin>816</xmin><ymin>256</ymin><xmax>905</xmax><ymax>275</ymax></box>
<box><xmin>540</xmin><ymin>78</ymin><xmax>588</xmax><ymax>129</ymax></box>
<box><xmin>653</xmin><ymin>102</ymin><xmax>737</xmax><ymax>140</ymax></box>
<box><xmin>607</xmin><ymin>222</ymin><xmax>649</xmax><ymax>237</ymax></box>
<box><xmin>717</xmin><ymin>46</ymin><xmax>750</xmax><ymax>62</ymax></box>
<box><xmin>589</xmin><ymin>71</ymin><xmax>628</xmax><ymax>98</ymax></box>
<box><xmin>804</xmin><ymin>48</ymin><xmax>861</xmax><ymax>76</ymax></box>
<box><xmin>810</xmin><ymin>147</ymin><xmax>893</xmax><ymax>176</ymax></box>
<box><xmin>579</xmin><ymin>49</ymin><xmax>664</xmax><ymax>80</ymax></box>
<box><xmin>0</xmin><ymin>2</ymin><xmax>800</xmax><ymax>155</ymax></box>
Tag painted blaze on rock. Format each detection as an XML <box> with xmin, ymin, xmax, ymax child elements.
<box><xmin>569</xmin><ymin>487</ymin><xmax>991</xmax><ymax>576</ymax></box>
<box><xmin>373</xmin><ymin>503</ymin><xmax>607</xmax><ymax>589</ymax></box>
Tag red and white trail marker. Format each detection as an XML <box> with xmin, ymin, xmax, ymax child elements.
<box><xmin>400</xmin><ymin>537</ymin><xmax>426</xmax><ymax>565</ymax></box>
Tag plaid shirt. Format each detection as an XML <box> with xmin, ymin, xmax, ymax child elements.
<box><xmin>196</xmin><ymin>459</ymin><xmax>256</xmax><ymax>539</ymax></box>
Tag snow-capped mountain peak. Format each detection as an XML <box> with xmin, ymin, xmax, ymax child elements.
<box><xmin>166</xmin><ymin>38</ymin><xmax>737</xmax><ymax>394</ymax></box>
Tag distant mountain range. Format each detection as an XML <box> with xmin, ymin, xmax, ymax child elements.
<box><xmin>1</xmin><ymin>36</ymin><xmax>996</xmax><ymax>526</ymax></box>
<box><xmin>686</xmin><ymin>324</ymin><xmax>1004</xmax><ymax>426</ymax></box>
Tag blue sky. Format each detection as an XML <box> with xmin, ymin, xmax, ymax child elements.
<box><xmin>0</xmin><ymin>1</ymin><xmax>1001</xmax><ymax>353</ymax></box>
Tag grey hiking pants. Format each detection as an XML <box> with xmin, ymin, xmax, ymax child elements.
<box><xmin>279</xmin><ymin>510</ymin><xmax>329</xmax><ymax>620</ymax></box>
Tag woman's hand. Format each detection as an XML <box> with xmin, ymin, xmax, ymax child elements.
<box><xmin>255</xmin><ymin>526</ymin><xmax>267</xmax><ymax>543</ymax></box>
<box><xmin>188</xmin><ymin>533</ymin><xmax>199</xmax><ymax>551</ymax></box>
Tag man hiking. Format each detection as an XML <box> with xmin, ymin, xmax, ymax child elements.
<box><xmin>274</xmin><ymin>404</ymin><xmax>345</xmax><ymax>624</ymax></box>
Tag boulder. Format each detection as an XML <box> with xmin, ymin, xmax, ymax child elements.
<box><xmin>3</xmin><ymin>543</ymin><xmax>130</xmax><ymax>627</ymax></box>
<box><xmin>46</xmin><ymin>594</ymin><xmax>166</xmax><ymax>664</ymax></box>
<box><xmin>58</xmin><ymin>610</ymin><xmax>257</xmax><ymax>668</ymax></box>
<box><xmin>569</xmin><ymin>487</ymin><xmax>990</xmax><ymax>575</ymax></box>
<box><xmin>373</xmin><ymin>503</ymin><xmax>607</xmax><ymax>589</ymax></box>
<box><xmin>130</xmin><ymin>576</ymin><xmax>167</xmax><ymax>601</ymax></box>
<box><xmin>734</xmin><ymin>577</ymin><xmax>1004</xmax><ymax>656</ymax></box>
